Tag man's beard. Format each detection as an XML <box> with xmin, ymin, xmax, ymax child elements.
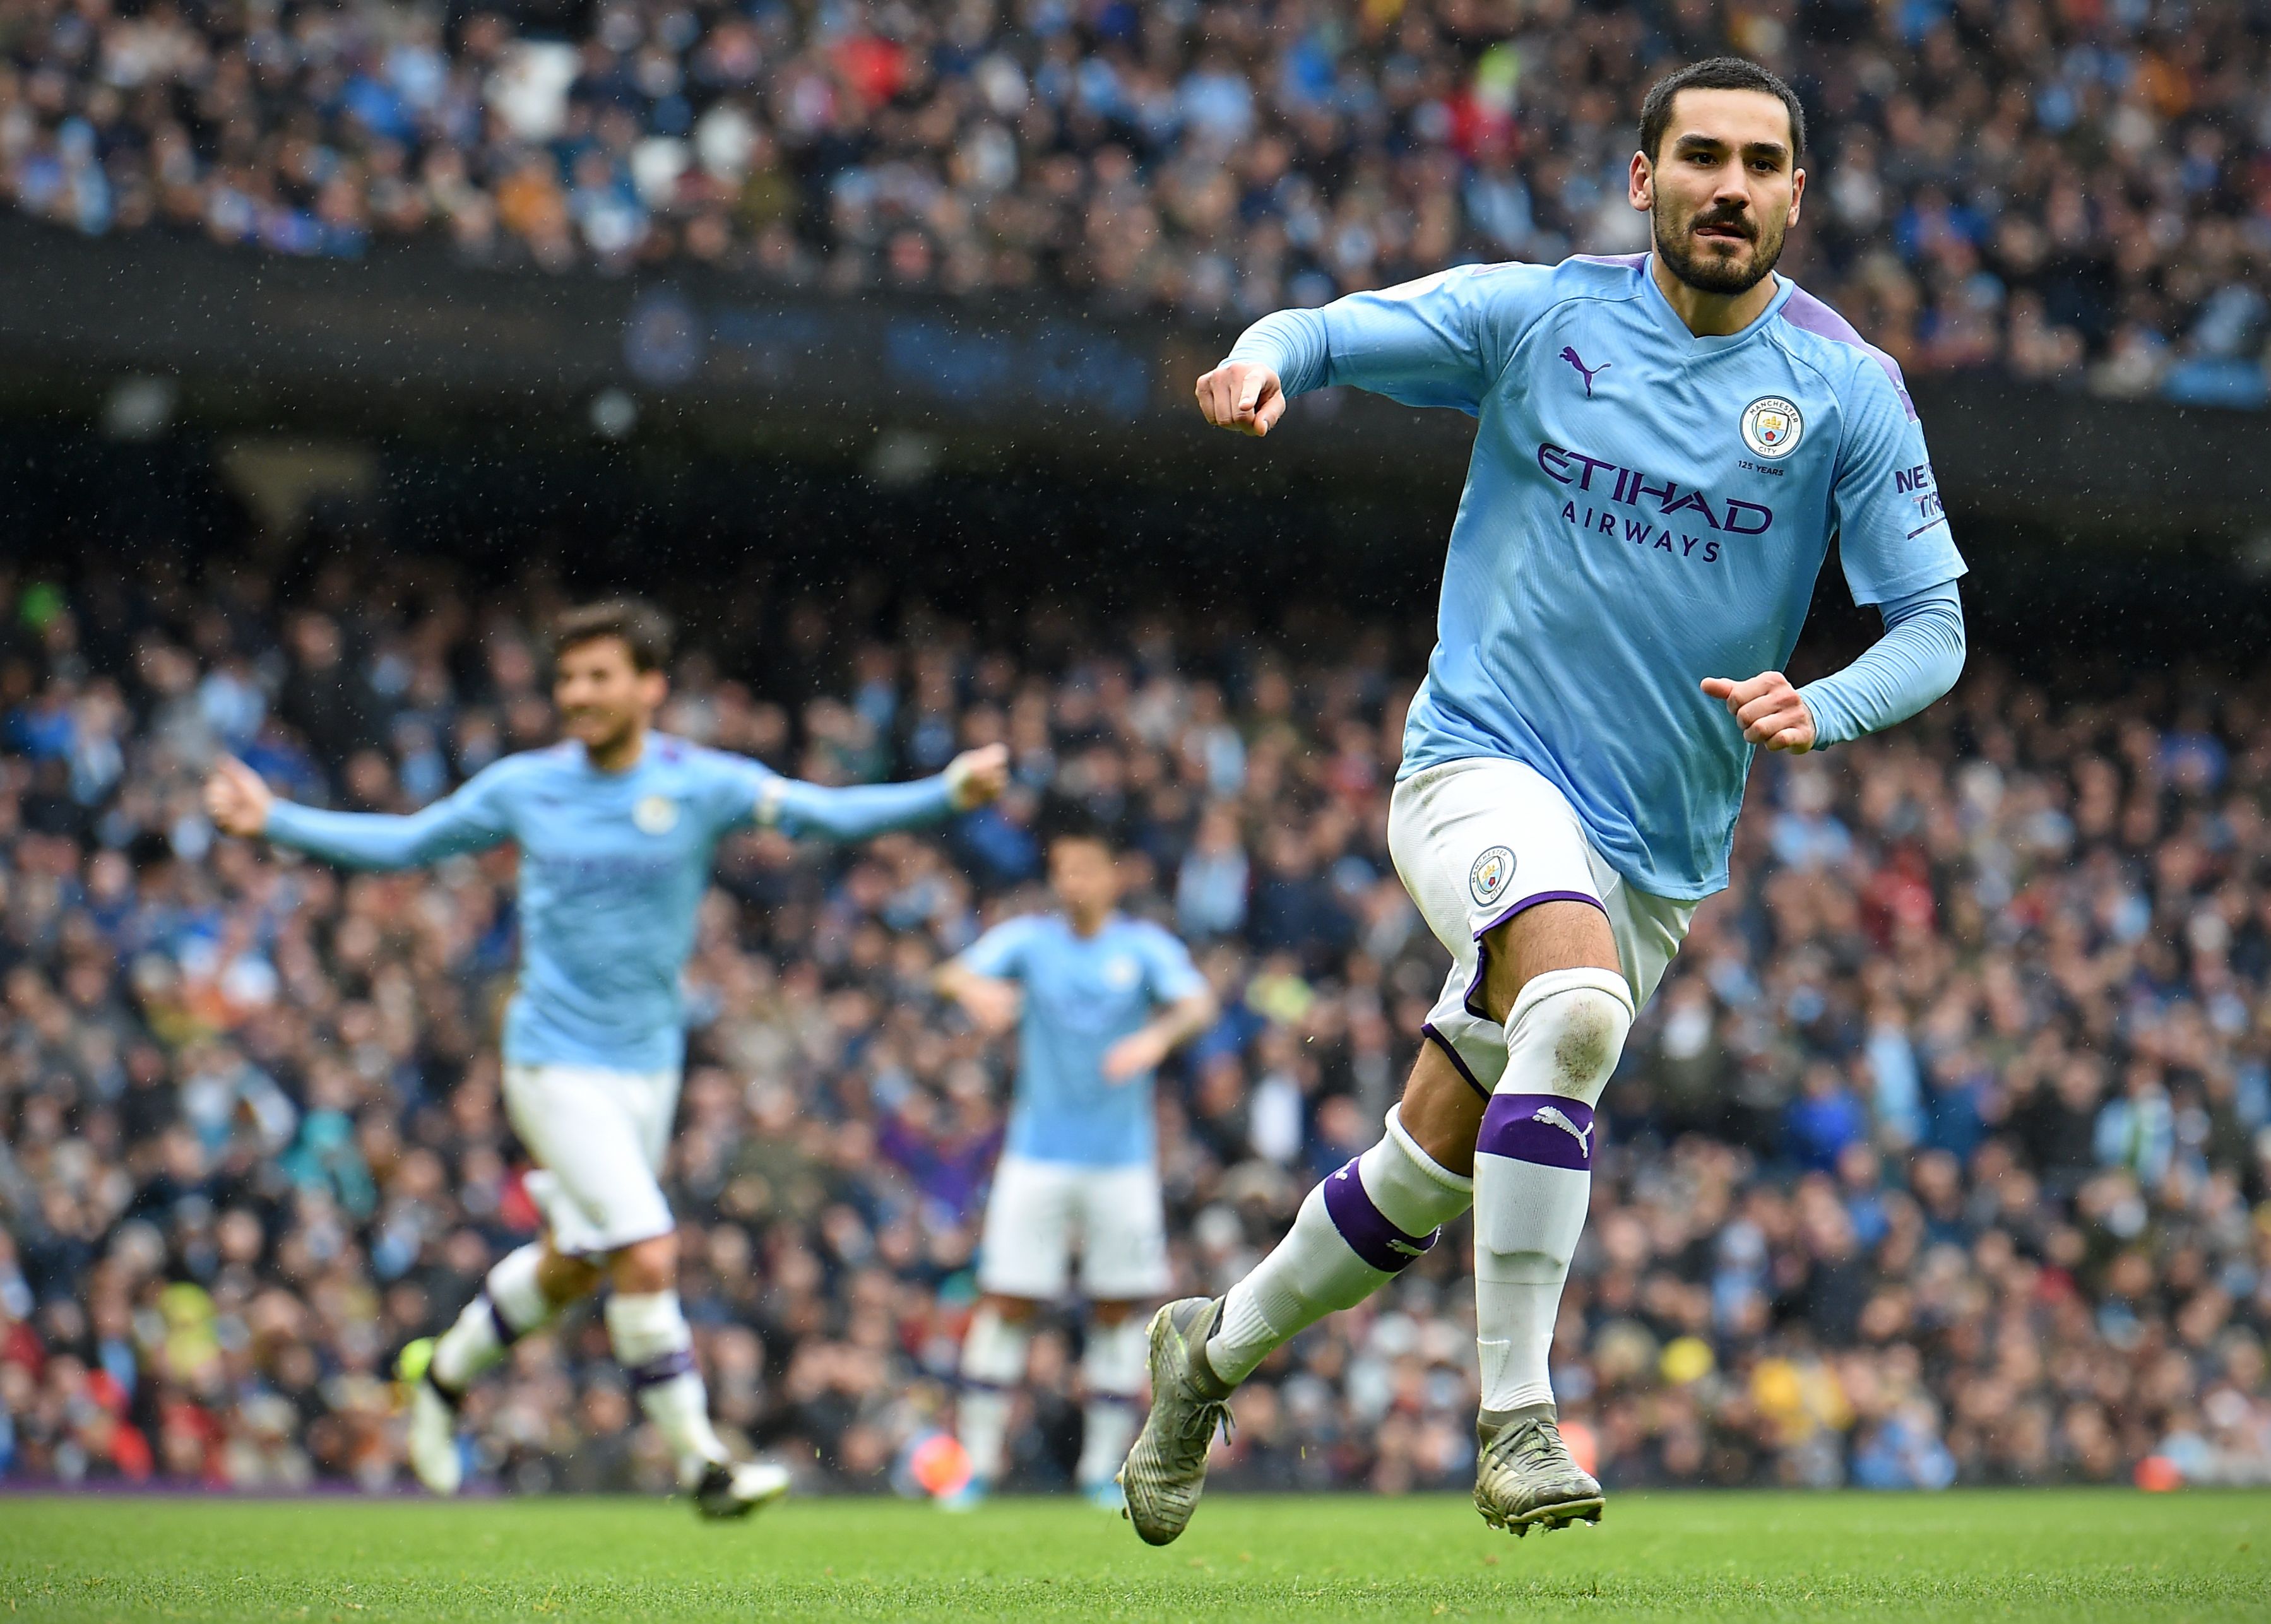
<box><xmin>570</xmin><ymin>711</ymin><xmax>637</xmax><ymax>756</ymax></box>
<box><xmin>1654</xmin><ymin>203</ymin><xmax>1785</xmax><ymax>296</ymax></box>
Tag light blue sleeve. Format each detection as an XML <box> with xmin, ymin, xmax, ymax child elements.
<box><xmin>1222</xmin><ymin>263</ymin><xmax>1550</xmax><ymax>415</ymax></box>
<box><xmin>263</xmin><ymin>761</ymin><xmax>517</xmax><ymax>869</ymax></box>
<box><xmin>733</xmin><ymin>758</ymin><xmax>957</xmax><ymax>842</ymax></box>
<box><xmin>1832</xmin><ymin>354</ymin><xmax>1969</xmax><ymax>605</ymax></box>
<box><xmin>1799</xmin><ymin>581</ymin><xmax>1967</xmax><ymax>749</ymax></box>
<box><xmin>958</xmin><ymin>916</ymin><xmax>1036</xmax><ymax>982</ymax></box>
<box><xmin>1139</xmin><ymin>925</ymin><xmax>1209</xmax><ymax>1004</ymax></box>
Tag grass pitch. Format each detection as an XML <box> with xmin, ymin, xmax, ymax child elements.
<box><xmin>3</xmin><ymin>1489</ymin><xmax>2267</xmax><ymax>1622</ymax></box>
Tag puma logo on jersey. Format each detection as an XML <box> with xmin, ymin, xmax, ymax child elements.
<box><xmin>1560</xmin><ymin>347</ymin><xmax>1610</xmax><ymax>398</ymax></box>
<box><xmin>1534</xmin><ymin>1105</ymin><xmax>1594</xmax><ymax>1158</ymax></box>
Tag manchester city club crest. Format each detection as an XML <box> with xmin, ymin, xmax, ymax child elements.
<box><xmin>632</xmin><ymin>794</ymin><xmax>679</xmax><ymax>834</ymax></box>
<box><xmin>1469</xmin><ymin>845</ymin><xmax>1516</xmax><ymax>908</ymax></box>
<box><xmin>1740</xmin><ymin>395</ymin><xmax>1804</xmax><ymax>458</ymax></box>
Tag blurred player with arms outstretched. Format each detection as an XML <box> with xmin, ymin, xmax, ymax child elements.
<box><xmin>206</xmin><ymin>600</ymin><xmax>1007</xmax><ymax>1517</ymax></box>
<box><xmin>1122</xmin><ymin>58</ymin><xmax>1968</xmax><ymax>1543</ymax></box>
<box><xmin>935</xmin><ymin>820</ymin><xmax>1217</xmax><ymax>1510</ymax></box>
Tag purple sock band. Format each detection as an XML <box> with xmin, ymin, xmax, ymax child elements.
<box><xmin>1478</xmin><ymin>1094</ymin><xmax>1598</xmax><ymax>1171</ymax></box>
<box><xmin>625</xmin><ymin>1348</ymin><xmax>698</xmax><ymax>1390</ymax></box>
<box><xmin>1320</xmin><ymin>1158</ymin><xmax>1440</xmax><ymax>1274</ymax></box>
<box><xmin>483</xmin><ymin>1292</ymin><xmax>520</xmax><ymax>1349</ymax></box>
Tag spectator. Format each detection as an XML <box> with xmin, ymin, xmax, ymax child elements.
<box><xmin>2</xmin><ymin>532</ymin><xmax>2268</xmax><ymax>1498</ymax></box>
<box><xmin>4</xmin><ymin>2</ymin><xmax>2263</xmax><ymax>401</ymax></box>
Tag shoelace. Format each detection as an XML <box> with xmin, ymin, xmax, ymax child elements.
<box><xmin>1486</xmin><ymin>1416</ymin><xmax>1567</xmax><ymax>1475</ymax></box>
<box><xmin>1165</xmin><ymin>1385</ymin><xmax>1234</xmax><ymax>1471</ymax></box>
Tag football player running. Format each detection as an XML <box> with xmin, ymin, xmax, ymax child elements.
<box><xmin>1122</xmin><ymin>58</ymin><xmax>1966</xmax><ymax>1543</ymax></box>
<box><xmin>205</xmin><ymin>600</ymin><xmax>1007</xmax><ymax>1517</ymax></box>
<box><xmin>935</xmin><ymin>819</ymin><xmax>1217</xmax><ymax>1510</ymax></box>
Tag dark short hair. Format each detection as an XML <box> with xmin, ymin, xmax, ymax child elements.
<box><xmin>550</xmin><ymin>598</ymin><xmax>674</xmax><ymax>672</ymax></box>
<box><xmin>1639</xmin><ymin>57</ymin><xmax>1806</xmax><ymax>165</ymax></box>
<box><xmin>1038</xmin><ymin>798</ymin><xmax>1118</xmax><ymax>853</ymax></box>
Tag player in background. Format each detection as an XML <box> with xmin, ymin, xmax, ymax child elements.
<box><xmin>1121</xmin><ymin>57</ymin><xmax>1968</xmax><ymax>1544</ymax></box>
<box><xmin>204</xmin><ymin>600</ymin><xmax>1009</xmax><ymax>1517</ymax></box>
<box><xmin>934</xmin><ymin>820</ymin><xmax>1218</xmax><ymax>1510</ymax></box>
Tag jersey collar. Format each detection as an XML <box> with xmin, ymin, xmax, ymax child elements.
<box><xmin>1636</xmin><ymin>257</ymin><xmax>1798</xmax><ymax>353</ymax></box>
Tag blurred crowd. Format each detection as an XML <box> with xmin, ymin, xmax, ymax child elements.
<box><xmin>4</xmin><ymin>0</ymin><xmax>2270</xmax><ymax>405</ymax></box>
<box><xmin>3</xmin><ymin>536</ymin><xmax>2270</xmax><ymax>1499</ymax></box>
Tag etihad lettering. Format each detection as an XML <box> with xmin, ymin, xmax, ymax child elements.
<box><xmin>1537</xmin><ymin>441</ymin><xmax>1769</xmax><ymax>562</ymax></box>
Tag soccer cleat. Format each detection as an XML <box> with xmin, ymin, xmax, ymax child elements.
<box><xmin>1081</xmin><ymin>1478</ymin><xmax>1127</xmax><ymax>1514</ymax></box>
<box><xmin>395</xmin><ymin>1337</ymin><xmax>465</xmax><ymax>1497</ymax></box>
<box><xmin>1117</xmin><ymin>1296</ymin><xmax>1233</xmax><ymax>1546</ymax></box>
<box><xmin>692</xmin><ymin>1459</ymin><xmax>792</xmax><ymax>1520</ymax></box>
<box><xmin>1473</xmin><ymin>1404</ymin><xmax>1603</xmax><ymax>1536</ymax></box>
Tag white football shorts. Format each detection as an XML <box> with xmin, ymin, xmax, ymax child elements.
<box><xmin>1388</xmin><ymin>756</ymin><xmax>1697</xmax><ymax>1095</ymax></box>
<box><xmin>503</xmin><ymin>1062</ymin><xmax>681</xmax><ymax>1256</ymax></box>
<box><xmin>976</xmin><ymin>1153</ymin><xmax>1172</xmax><ymax>1301</ymax></box>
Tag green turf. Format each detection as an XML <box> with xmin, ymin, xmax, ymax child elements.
<box><xmin>2</xmin><ymin>1490</ymin><xmax>2267</xmax><ymax>1622</ymax></box>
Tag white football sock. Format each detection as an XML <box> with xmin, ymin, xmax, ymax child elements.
<box><xmin>1075</xmin><ymin>1315</ymin><xmax>1148</xmax><ymax>1488</ymax></box>
<box><xmin>1204</xmin><ymin>1106</ymin><xmax>1472</xmax><ymax>1387</ymax></box>
<box><xmin>1472</xmin><ymin>968</ymin><xmax>1632</xmax><ymax>1417</ymax></box>
<box><xmin>431</xmin><ymin>1243</ymin><xmax>558</xmax><ymax>1392</ymax></box>
<box><xmin>606</xmin><ymin>1289</ymin><xmax>727</xmax><ymax>1482</ymax></box>
<box><xmin>956</xmin><ymin>1305</ymin><xmax>1032</xmax><ymax>1485</ymax></box>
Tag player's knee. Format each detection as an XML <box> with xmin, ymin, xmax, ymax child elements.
<box><xmin>983</xmin><ymin>1294</ymin><xmax>1040</xmax><ymax>1325</ymax></box>
<box><xmin>537</xmin><ymin>1245</ymin><xmax>604</xmax><ymax>1305</ymax></box>
<box><xmin>1501</xmin><ymin>969</ymin><xmax>1634</xmax><ymax>1108</ymax></box>
<box><xmin>609</xmin><ymin>1233</ymin><xmax>679</xmax><ymax>1296</ymax></box>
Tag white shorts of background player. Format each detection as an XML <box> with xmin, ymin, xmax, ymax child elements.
<box><xmin>504</xmin><ymin>1062</ymin><xmax>680</xmax><ymax>1257</ymax></box>
<box><xmin>977</xmin><ymin>1153</ymin><xmax>1172</xmax><ymax>1302</ymax></box>
<box><xmin>1388</xmin><ymin>756</ymin><xmax>1699</xmax><ymax>1094</ymax></box>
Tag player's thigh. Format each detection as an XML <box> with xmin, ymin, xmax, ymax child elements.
<box><xmin>1389</xmin><ymin>759</ymin><xmax>1615</xmax><ymax>1084</ymax></box>
<box><xmin>1074</xmin><ymin>1163</ymin><xmax>1171</xmax><ymax>1301</ymax></box>
<box><xmin>976</xmin><ymin>1154</ymin><xmax>1077</xmax><ymax>1299</ymax></box>
<box><xmin>502</xmin><ymin>1064</ymin><xmax>675</xmax><ymax>1255</ymax></box>
<box><xmin>1476</xmin><ymin>900</ymin><xmax>1622</xmax><ymax>1023</ymax></box>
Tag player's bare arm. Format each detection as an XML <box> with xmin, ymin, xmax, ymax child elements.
<box><xmin>203</xmin><ymin>755</ymin><xmax>275</xmax><ymax>836</ymax></box>
<box><xmin>1701</xmin><ymin>671</ymin><xmax>1816</xmax><ymax>752</ymax></box>
<box><xmin>1101</xmin><ymin>989</ymin><xmax>1220</xmax><ymax>1084</ymax></box>
<box><xmin>1194</xmin><ymin>361</ymin><xmax>1286</xmax><ymax>438</ymax></box>
<box><xmin>937</xmin><ymin>960</ymin><xmax>1023</xmax><ymax>1034</ymax></box>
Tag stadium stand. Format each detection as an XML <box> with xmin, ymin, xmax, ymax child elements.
<box><xmin>1</xmin><ymin>0</ymin><xmax>2267</xmax><ymax>405</ymax></box>
<box><xmin>3</xmin><ymin>524</ymin><xmax>2268</xmax><ymax>1497</ymax></box>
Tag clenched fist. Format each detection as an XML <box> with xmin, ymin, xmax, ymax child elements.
<box><xmin>944</xmin><ymin>743</ymin><xmax>1011</xmax><ymax>810</ymax></box>
<box><xmin>204</xmin><ymin>756</ymin><xmax>275</xmax><ymax>837</ymax></box>
<box><xmin>1194</xmin><ymin>361</ymin><xmax>1287</xmax><ymax>437</ymax></box>
<box><xmin>1702</xmin><ymin>671</ymin><xmax>1816</xmax><ymax>752</ymax></box>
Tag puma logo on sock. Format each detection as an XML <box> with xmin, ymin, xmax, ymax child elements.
<box><xmin>1533</xmin><ymin>1105</ymin><xmax>1594</xmax><ymax>1158</ymax></box>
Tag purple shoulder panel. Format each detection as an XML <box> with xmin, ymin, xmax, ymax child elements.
<box><xmin>1777</xmin><ymin>285</ymin><xmax>1917</xmax><ymax>420</ymax></box>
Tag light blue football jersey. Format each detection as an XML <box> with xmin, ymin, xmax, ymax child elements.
<box><xmin>958</xmin><ymin>912</ymin><xmax>1208</xmax><ymax>1168</ymax></box>
<box><xmin>1227</xmin><ymin>253</ymin><xmax>1967</xmax><ymax>899</ymax></box>
<box><xmin>263</xmin><ymin>735</ymin><xmax>953</xmax><ymax>1072</ymax></box>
